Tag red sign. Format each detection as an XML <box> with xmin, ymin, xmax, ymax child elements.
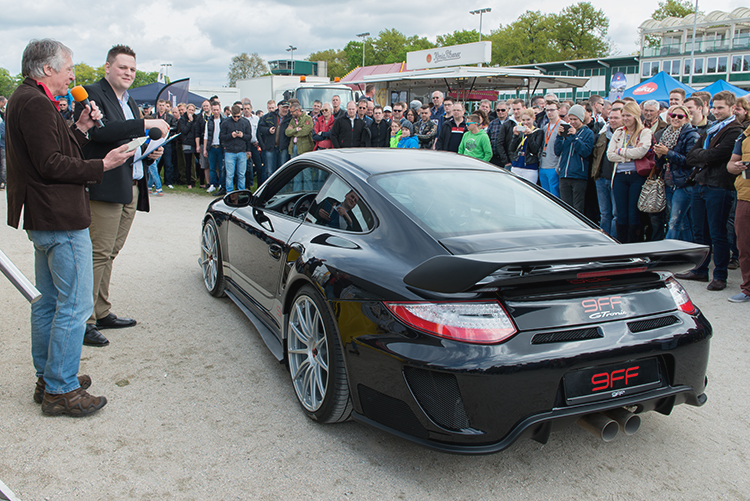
<box><xmin>447</xmin><ymin>90</ymin><xmax>499</xmax><ymax>101</ymax></box>
<box><xmin>633</xmin><ymin>82</ymin><xmax>658</xmax><ymax>95</ymax></box>
<box><xmin>591</xmin><ymin>366</ymin><xmax>640</xmax><ymax>392</ymax></box>
<box><xmin>426</xmin><ymin>54</ymin><xmax>432</xmax><ymax>63</ymax></box>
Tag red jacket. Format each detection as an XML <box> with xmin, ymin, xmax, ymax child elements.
<box><xmin>314</xmin><ymin>114</ymin><xmax>335</xmax><ymax>150</ymax></box>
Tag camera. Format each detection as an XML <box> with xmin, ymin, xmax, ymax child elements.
<box><xmin>560</xmin><ymin>123</ymin><xmax>571</xmax><ymax>135</ymax></box>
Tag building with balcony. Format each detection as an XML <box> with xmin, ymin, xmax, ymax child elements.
<box><xmin>639</xmin><ymin>8</ymin><xmax>750</xmax><ymax>90</ymax></box>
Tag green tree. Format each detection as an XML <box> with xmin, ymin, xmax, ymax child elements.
<box><xmin>0</xmin><ymin>67</ymin><xmax>21</xmax><ymax>97</ymax></box>
<box><xmin>489</xmin><ymin>11</ymin><xmax>557</xmax><ymax>66</ymax></box>
<box><xmin>73</xmin><ymin>63</ymin><xmax>104</xmax><ymax>86</ymax></box>
<box><xmin>132</xmin><ymin>71</ymin><xmax>162</xmax><ymax>88</ymax></box>
<box><xmin>552</xmin><ymin>2</ymin><xmax>611</xmax><ymax>59</ymax></box>
<box><xmin>227</xmin><ymin>52</ymin><xmax>269</xmax><ymax>86</ymax></box>
<box><xmin>436</xmin><ymin>30</ymin><xmax>481</xmax><ymax>47</ymax></box>
<box><xmin>652</xmin><ymin>0</ymin><xmax>697</xmax><ymax>21</ymax></box>
<box><xmin>307</xmin><ymin>49</ymin><xmax>348</xmax><ymax>79</ymax></box>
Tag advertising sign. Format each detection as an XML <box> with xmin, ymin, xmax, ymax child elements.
<box><xmin>406</xmin><ymin>42</ymin><xmax>492</xmax><ymax>70</ymax></box>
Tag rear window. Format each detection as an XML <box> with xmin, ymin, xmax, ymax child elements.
<box><xmin>371</xmin><ymin>169</ymin><xmax>589</xmax><ymax>238</ymax></box>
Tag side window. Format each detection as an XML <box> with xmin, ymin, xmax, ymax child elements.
<box><xmin>260</xmin><ymin>165</ymin><xmax>330</xmax><ymax>218</ymax></box>
<box><xmin>305</xmin><ymin>176</ymin><xmax>375</xmax><ymax>232</ymax></box>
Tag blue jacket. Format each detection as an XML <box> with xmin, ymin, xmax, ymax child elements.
<box><xmin>397</xmin><ymin>136</ymin><xmax>418</xmax><ymax>149</ymax></box>
<box><xmin>554</xmin><ymin>126</ymin><xmax>595</xmax><ymax>180</ymax></box>
<box><xmin>654</xmin><ymin>125</ymin><xmax>700</xmax><ymax>188</ymax></box>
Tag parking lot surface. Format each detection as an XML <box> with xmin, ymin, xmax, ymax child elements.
<box><xmin>0</xmin><ymin>191</ymin><xmax>747</xmax><ymax>500</ymax></box>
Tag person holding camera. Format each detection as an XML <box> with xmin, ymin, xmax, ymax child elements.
<box><xmin>509</xmin><ymin>109</ymin><xmax>543</xmax><ymax>183</ymax></box>
<box><xmin>554</xmin><ymin>104</ymin><xmax>595</xmax><ymax>214</ymax></box>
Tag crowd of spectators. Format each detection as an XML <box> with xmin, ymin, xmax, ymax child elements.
<box><xmin>3</xmin><ymin>84</ymin><xmax>748</xmax><ymax>303</ymax></box>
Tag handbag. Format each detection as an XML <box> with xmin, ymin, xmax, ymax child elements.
<box><xmin>638</xmin><ymin>168</ymin><xmax>666</xmax><ymax>213</ymax></box>
<box><xmin>634</xmin><ymin>133</ymin><xmax>656</xmax><ymax>176</ymax></box>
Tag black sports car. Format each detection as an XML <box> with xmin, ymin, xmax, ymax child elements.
<box><xmin>200</xmin><ymin>149</ymin><xmax>711</xmax><ymax>454</ymax></box>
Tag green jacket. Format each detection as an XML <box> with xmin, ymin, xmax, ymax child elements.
<box><xmin>458</xmin><ymin>129</ymin><xmax>492</xmax><ymax>161</ymax></box>
<box><xmin>285</xmin><ymin>112</ymin><xmax>315</xmax><ymax>155</ymax></box>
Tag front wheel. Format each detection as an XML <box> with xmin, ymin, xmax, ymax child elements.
<box><xmin>287</xmin><ymin>285</ymin><xmax>352</xmax><ymax>423</ymax></box>
<box><xmin>200</xmin><ymin>219</ymin><xmax>225</xmax><ymax>297</ymax></box>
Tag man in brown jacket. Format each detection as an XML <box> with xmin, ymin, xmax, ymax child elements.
<box><xmin>5</xmin><ymin>39</ymin><xmax>133</xmax><ymax>416</ymax></box>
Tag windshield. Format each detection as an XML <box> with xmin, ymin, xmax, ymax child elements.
<box><xmin>295</xmin><ymin>88</ymin><xmax>354</xmax><ymax>109</ymax></box>
<box><xmin>371</xmin><ymin>169</ymin><xmax>590</xmax><ymax>238</ymax></box>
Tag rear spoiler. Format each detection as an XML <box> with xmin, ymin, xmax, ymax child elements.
<box><xmin>404</xmin><ymin>240</ymin><xmax>709</xmax><ymax>294</ymax></box>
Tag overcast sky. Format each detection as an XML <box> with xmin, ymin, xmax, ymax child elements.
<box><xmin>0</xmin><ymin>0</ymin><xmax>746</xmax><ymax>90</ymax></box>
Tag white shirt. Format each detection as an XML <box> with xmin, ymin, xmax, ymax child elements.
<box><xmin>243</xmin><ymin>114</ymin><xmax>259</xmax><ymax>143</ymax></box>
<box><xmin>118</xmin><ymin>90</ymin><xmax>144</xmax><ymax>180</ymax></box>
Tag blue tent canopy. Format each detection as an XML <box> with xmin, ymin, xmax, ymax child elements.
<box><xmin>622</xmin><ymin>71</ymin><xmax>697</xmax><ymax>103</ymax></box>
<box><xmin>699</xmin><ymin>79</ymin><xmax>749</xmax><ymax>98</ymax></box>
<box><xmin>127</xmin><ymin>82</ymin><xmax>207</xmax><ymax>108</ymax></box>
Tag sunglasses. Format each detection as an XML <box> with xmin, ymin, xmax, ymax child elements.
<box><xmin>358</xmin><ymin>106</ymin><xmax>366</xmax><ymax>109</ymax></box>
<box><xmin>466</xmin><ymin>121</ymin><xmax>478</xmax><ymax>125</ymax></box>
<box><xmin>393</xmin><ymin>109</ymin><xmax>403</xmax><ymax>113</ymax></box>
<box><xmin>497</xmin><ymin>108</ymin><xmax>507</xmax><ymax>112</ymax></box>
<box><xmin>669</xmin><ymin>113</ymin><xmax>686</xmax><ymax>119</ymax></box>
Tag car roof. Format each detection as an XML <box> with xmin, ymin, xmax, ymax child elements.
<box><xmin>296</xmin><ymin>148</ymin><xmax>503</xmax><ymax>179</ymax></box>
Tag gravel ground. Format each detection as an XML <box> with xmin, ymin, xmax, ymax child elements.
<box><xmin>0</xmin><ymin>189</ymin><xmax>748</xmax><ymax>501</ymax></box>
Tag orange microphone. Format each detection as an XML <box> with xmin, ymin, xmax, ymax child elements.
<box><xmin>70</xmin><ymin>85</ymin><xmax>104</xmax><ymax>128</ymax></box>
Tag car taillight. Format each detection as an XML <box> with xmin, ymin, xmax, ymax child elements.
<box><xmin>384</xmin><ymin>301</ymin><xmax>517</xmax><ymax>344</ymax></box>
<box><xmin>665</xmin><ymin>277</ymin><xmax>697</xmax><ymax>314</ymax></box>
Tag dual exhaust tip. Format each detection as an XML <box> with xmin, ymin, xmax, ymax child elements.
<box><xmin>576</xmin><ymin>408</ymin><xmax>641</xmax><ymax>442</ymax></box>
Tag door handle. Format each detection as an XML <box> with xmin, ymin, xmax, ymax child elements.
<box><xmin>269</xmin><ymin>244</ymin><xmax>282</xmax><ymax>260</ymax></box>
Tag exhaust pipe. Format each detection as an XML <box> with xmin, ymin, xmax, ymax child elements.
<box><xmin>576</xmin><ymin>413</ymin><xmax>619</xmax><ymax>442</ymax></box>
<box><xmin>605</xmin><ymin>408</ymin><xmax>641</xmax><ymax>435</ymax></box>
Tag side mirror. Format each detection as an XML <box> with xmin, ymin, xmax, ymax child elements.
<box><xmin>223</xmin><ymin>189</ymin><xmax>253</xmax><ymax>208</ymax></box>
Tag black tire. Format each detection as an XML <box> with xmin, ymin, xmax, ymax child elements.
<box><xmin>200</xmin><ymin>219</ymin><xmax>226</xmax><ymax>298</ymax></box>
<box><xmin>287</xmin><ymin>285</ymin><xmax>352</xmax><ymax>423</ymax></box>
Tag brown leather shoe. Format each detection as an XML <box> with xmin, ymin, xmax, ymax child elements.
<box><xmin>707</xmin><ymin>279</ymin><xmax>727</xmax><ymax>291</ymax></box>
<box><xmin>41</xmin><ymin>388</ymin><xmax>107</xmax><ymax>417</ymax></box>
<box><xmin>34</xmin><ymin>375</ymin><xmax>92</xmax><ymax>404</ymax></box>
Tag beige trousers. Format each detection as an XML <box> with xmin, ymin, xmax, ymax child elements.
<box><xmin>87</xmin><ymin>184</ymin><xmax>138</xmax><ymax>323</ymax></box>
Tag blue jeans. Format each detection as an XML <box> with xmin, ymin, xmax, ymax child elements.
<box><xmin>539</xmin><ymin>168</ymin><xmax>560</xmax><ymax>198</ymax></box>
<box><xmin>159</xmin><ymin>142</ymin><xmax>176</xmax><ymax>185</ymax></box>
<box><xmin>665</xmin><ymin>185</ymin><xmax>693</xmax><ymax>241</ymax></box>
<box><xmin>691</xmin><ymin>184</ymin><xmax>733</xmax><ymax>280</ymax></box>
<box><xmin>224</xmin><ymin>151</ymin><xmax>247</xmax><ymax>192</ymax></box>
<box><xmin>207</xmin><ymin>146</ymin><xmax>223</xmax><ymax>187</ymax></box>
<box><xmin>262</xmin><ymin>148</ymin><xmax>280</xmax><ymax>185</ymax></box>
<box><xmin>147</xmin><ymin>160</ymin><xmax>162</xmax><ymax>191</ymax></box>
<box><xmin>612</xmin><ymin>171</ymin><xmax>645</xmax><ymax>226</ymax></box>
<box><xmin>27</xmin><ymin>229</ymin><xmax>93</xmax><ymax>395</ymax></box>
<box><xmin>595</xmin><ymin>177</ymin><xmax>616</xmax><ymax>236</ymax></box>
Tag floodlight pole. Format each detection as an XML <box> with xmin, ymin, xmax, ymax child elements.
<box><xmin>286</xmin><ymin>45</ymin><xmax>297</xmax><ymax>76</ymax></box>
<box><xmin>356</xmin><ymin>32</ymin><xmax>370</xmax><ymax>67</ymax></box>
<box><xmin>470</xmin><ymin>8</ymin><xmax>491</xmax><ymax>67</ymax></box>
<box><xmin>689</xmin><ymin>0</ymin><xmax>698</xmax><ymax>86</ymax></box>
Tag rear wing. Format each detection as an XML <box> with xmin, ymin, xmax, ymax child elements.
<box><xmin>404</xmin><ymin>240</ymin><xmax>709</xmax><ymax>294</ymax></box>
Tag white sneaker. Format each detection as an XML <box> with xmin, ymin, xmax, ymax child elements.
<box><xmin>167</xmin><ymin>184</ymin><xmax>174</xmax><ymax>189</ymax></box>
<box><xmin>206</xmin><ymin>185</ymin><xmax>216</xmax><ymax>193</ymax></box>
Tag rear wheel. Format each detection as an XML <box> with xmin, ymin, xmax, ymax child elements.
<box><xmin>200</xmin><ymin>219</ymin><xmax>225</xmax><ymax>297</ymax></box>
<box><xmin>287</xmin><ymin>285</ymin><xmax>352</xmax><ymax>423</ymax></box>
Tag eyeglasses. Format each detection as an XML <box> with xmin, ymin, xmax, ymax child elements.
<box><xmin>466</xmin><ymin>121</ymin><xmax>478</xmax><ymax>125</ymax></box>
<box><xmin>545</xmin><ymin>108</ymin><xmax>558</xmax><ymax>113</ymax></box>
<box><xmin>432</xmin><ymin>96</ymin><xmax>441</xmax><ymax>100</ymax></box>
<box><xmin>669</xmin><ymin>113</ymin><xmax>686</xmax><ymax>119</ymax></box>
<box><xmin>358</xmin><ymin>106</ymin><xmax>366</xmax><ymax>110</ymax></box>
<box><xmin>497</xmin><ymin>108</ymin><xmax>507</xmax><ymax>112</ymax></box>
<box><xmin>232</xmin><ymin>115</ymin><xmax>241</xmax><ymax>118</ymax></box>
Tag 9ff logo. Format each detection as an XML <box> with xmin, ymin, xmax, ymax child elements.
<box><xmin>582</xmin><ymin>296</ymin><xmax>626</xmax><ymax>319</ymax></box>
<box><xmin>591</xmin><ymin>366</ymin><xmax>640</xmax><ymax>392</ymax></box>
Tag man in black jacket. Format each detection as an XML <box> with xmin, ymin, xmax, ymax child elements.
<box><xmin>330</xmin><ymin>101</ymin><xmax>368</xmax><ymax>148</ymax></box>
<box><xmin>368</xmin><ymin>106</ymin><xmax>390</xmax><ymax>147</ymax></box>
<box><xmin>677</xmin><ymin>90</ymin><xmax>744</xmax><ymax>291</ymax></box>
<box><xmin>76</xmin><ymin>45</ymin><xmax>169</xmax><ymax>346</ymax></box>
<box><xmin>257</xmin><ymin>100</ymin><xmax>292</xmax><ymax>184</ymax></box>
<box><xmin>220</xmin><ymin>104</ymin><xmax>252</xmax><ymax>192</ymax></box>
<box><xmin>435</xmin><ymin>102</ymin><xmax>467</xmax><ymax>152</ymax></box>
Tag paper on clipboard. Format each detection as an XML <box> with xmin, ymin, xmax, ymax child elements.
<box><xmin>133</xmin><ymin>133</ymin><xmax>181</xmax><ymax>163</ymax></box>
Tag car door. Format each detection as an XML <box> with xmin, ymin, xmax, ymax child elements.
<box><xmin>226</xmin><ymin>163</ymin><xmax>330</xmax><ymax>329</ymax></box>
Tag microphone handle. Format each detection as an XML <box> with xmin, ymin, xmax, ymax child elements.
<box><xmin>79</xmin><ymin>97</ymin><xmax>105</xmax><ymax>128</ymax></box>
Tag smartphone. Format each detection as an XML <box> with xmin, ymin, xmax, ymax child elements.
<box><xmin>742</xmin><ymin>161</ymin><xmax>750</xmax><ymax>180</ymax></box>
